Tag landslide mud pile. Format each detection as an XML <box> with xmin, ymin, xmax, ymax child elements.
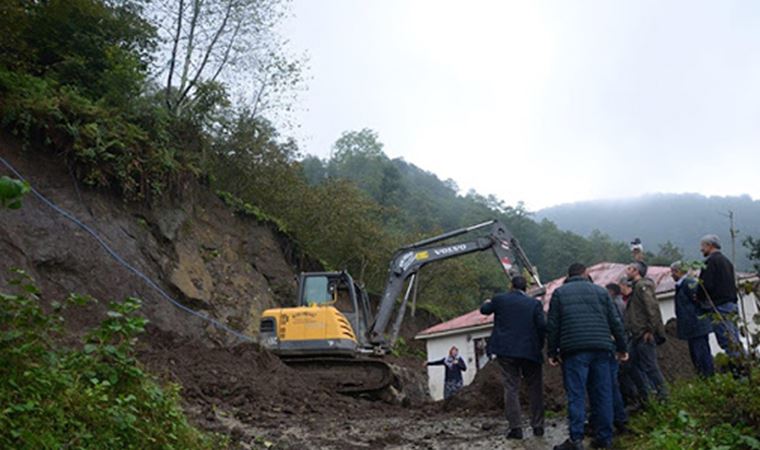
<box><xmin>443</xmin><ymin>359</ymin><xmax>566</xmax><ymax>415</ymax></box>
<box><xmin>657</xmin><ymin>318</ymin><xmax>697</xmax><ymax>381</ymax></box>
<box><xmin>138</xmin><ymin>327</ymin><xmax>392</xmax><ymax>427</ymax></box>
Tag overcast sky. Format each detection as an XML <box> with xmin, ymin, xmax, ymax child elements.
<box><xmin>280</xmin><ymin>1</ymin><xmax>760</xmax><ymax>210</ymax></box>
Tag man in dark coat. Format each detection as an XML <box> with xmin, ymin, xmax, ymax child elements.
<box><xmin>697</xmin><ymin>234</ymin><xmax>743</xmax><ymax>358</ymax></box>
<box><xmin>671</xmin><ymin>261</ymin><xmax>714</xmax><ymax>377</ymax></box>
<box><xmin>480</xmin><ymin>276</ymin><xmax>546</xmax><ymax>440</ymax></box>
<box><xmin>547</xmin><ymin>263</ymin><xmax>628</xmax><ymax>450</ymax></box>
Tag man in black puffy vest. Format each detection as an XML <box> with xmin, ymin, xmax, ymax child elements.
<box><xmin>547</xmin><ymin>263</ymin><xmax>628</xmax><ymax>450</ymax></box>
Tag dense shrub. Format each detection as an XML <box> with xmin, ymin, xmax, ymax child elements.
<box><xmin>622</xmin><ymin>372</ymin><xmax>760</xmax><ymax>450</ymax></box>
<box><xmin>0</xmin><ymin>271</ymin><xmax>224</xmax><ymax>449</ymax></box>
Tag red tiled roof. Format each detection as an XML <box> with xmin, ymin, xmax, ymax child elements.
<box><xmin>416</xmin><ymin>262</ymin><xmax>674</xmax><ymax>338</ymax></box>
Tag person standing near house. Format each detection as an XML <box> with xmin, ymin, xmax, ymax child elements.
<box><xmin>630</xmin><ymin>238</ymin><xmax>648</xmax><ymax>277</ymax></box>
<box><xmin>547</xmin><ymin>263</ymin><xmax>628</xmax><ymax>450</ymax></box>
<box><xmin>480</xmin><ymin>276</ymin><xmax>546</xmax><ymax>440</ymax></box>
<box><xmin>625</xmin><ymin>261</ymin><xmax>668</xmax><ymax>402</ymax></box>
<box><xmin>603</xmin><ymin>283</ymin><xmax>629</xmax><ymax>433</ymax></box>
<box><xmin>614</xmin><ymin>279</ymin><xmax>642</xmax><ymax>409</ymax></box>
<box><xmin>425</xmin><ymin>346</ymin><xmax>467</xmax><ymax>399</ymax></box>
<box><xmin>605</xmin><ymin>283</ymin><xmax>626</xmax><ymax>319</ymax></box>
<box><xmin>697</xmin><ymin>234</ymin><xmax>744</xmax><ymax>359</ymax></box>
<box><xmin>671</xmin><ymin>261</ymin><xmax>715</xmax><ymax>377</ymax></box>
<box><xmin>619</xmin><ymin>277</ymin><xmax>633</xmax><ymax>304</ymax></box>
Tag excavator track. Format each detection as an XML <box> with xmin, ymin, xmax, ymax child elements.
<box><xmin>281</xmin><ymin>357</ymin><xmax>396</xmax><ymax>395</ymax></box>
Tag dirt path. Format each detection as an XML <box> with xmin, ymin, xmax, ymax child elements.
<box><xmin>201</xmin><ymin>407</ymin><xmax>569</xmax><ymax>450</ymax></box>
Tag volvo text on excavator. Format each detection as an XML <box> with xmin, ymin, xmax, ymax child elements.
<box><xmin>259</xmin><ymin>219</ymin><xmax>543</xmax><ymax>395</ymax></box>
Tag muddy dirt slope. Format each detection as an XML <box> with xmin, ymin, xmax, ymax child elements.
<box><xmin>0</xmin><ymin>141</ymin><xmax>312</xmax><ymax>344</ymax></box>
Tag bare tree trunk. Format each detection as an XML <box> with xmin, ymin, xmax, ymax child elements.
<box><xmin>210</xmin><ymin>16</ymin><xmax>242</xmax><ymax>84</ymax></box>
<box><xmin>177</xmin><ymin>0</ymin><xmax>203</xmax><ymax>112</ymax></box>
<box><xmin>166</xmin><ymin>0</ymin><xmax>185</xmax><ymax>108</ymax></box>
<box><xmin>177</xmin><ymin>0</ymin><xmax>235</xmax><ymax>107</ymax></box>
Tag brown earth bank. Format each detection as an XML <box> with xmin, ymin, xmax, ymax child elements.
<box><xmin>0</xmin><ymin>140</ymin><xmax>316</xmax><ymax>346</ymax></box>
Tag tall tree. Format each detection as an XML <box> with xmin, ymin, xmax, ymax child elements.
<box><xmin>153</xmin><ymin>0</ymin><xmax>303</xmax><ymax>118</ymax></box>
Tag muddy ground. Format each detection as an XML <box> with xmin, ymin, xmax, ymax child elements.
<box><xmin>138</xmin><ymin>326</ymin><xmax>571</xmax><ymax>449</ymax></box>
<box><xmin>138</xmin><ymin>323</ymin><xmax>697</xmax><ymax>450</ymax></box>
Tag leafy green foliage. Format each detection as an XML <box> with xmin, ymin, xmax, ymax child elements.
<box><xmin>0</xmin><ymin>0</ymin><xmax>155</xmax><ymax>105</ymax></box>
<box><xmin>0</xmin><ymin>70</ymin><xmax>185</xmax><ymax>199</ymax></box>
<box><xmin>745</xmin><ymin>235</ymin><xmax>760</xmax><ymax>273</ymax></box>
<box><xmin>0</xmin><ymin>176</ymin><xmax>30</xmax><ymax>209</ymax></box>
<box><xmin>647</xmin><ymin>240</ymin><xmax>685</xmax><ymax>266</ymax></box>
<box><xmin>0</xmin><ymin>271</ymin><xmax>224</xmax><ymax>449</ymax></box>
<box><xmin>210</xmin><ymin>115</ymin><xmax>397</xmax><ymax>291</ymax></box>
<box><xmin>0</xmin><ymin>1</ymin><xmax>189</xmax><ymax>201</ymax></box>
<box><xmin>622</xmin><ymin>371</ymin><xmax>760</xmax><ymax>450</ymax></box>
<box><xmin>390</xmin><ymin>336</ymin><xmax>425</xmax><ymax>358</ymax></box>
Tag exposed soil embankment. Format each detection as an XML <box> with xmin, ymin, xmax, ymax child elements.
<box><xmin>0</xmin><ymin>141</ymin><xmax>315</xmax><ymax>345</ymax></box>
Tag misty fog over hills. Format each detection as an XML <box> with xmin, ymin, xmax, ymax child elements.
<box><xmin>537</xmin><ymin>193</ymin><xmax>760</xmax><ymax>271</ymax></box>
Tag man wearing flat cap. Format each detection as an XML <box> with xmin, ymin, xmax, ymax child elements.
<box><xmin>697</xmin><ymin>234</ymin><xmax>743</xmax><ymax>358</ymax></box>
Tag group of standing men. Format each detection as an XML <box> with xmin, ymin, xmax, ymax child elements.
<box><xmin>479</xmin><ymin>234</ymin><xmax>744</xmax><ymax>449</ymax></box>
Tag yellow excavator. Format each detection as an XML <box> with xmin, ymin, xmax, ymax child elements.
<box><xmin>259</xmin><ymin>219</ymin><xmax>543</xmax><ymax>395</ymax></box>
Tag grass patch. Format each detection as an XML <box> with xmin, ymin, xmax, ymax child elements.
<box><xmin>621</xmin><ymin>371</ymin><xmax>760</xmax><ymax>450</ymax></box>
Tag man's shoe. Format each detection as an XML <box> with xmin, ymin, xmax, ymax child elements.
<box><xmin>590</xmin><ymin>439</ymin><xmax>612</xmax><ymax>449</ymax></box>
<box><xmin>506</xmin><ymin>428</ymin><xmax>523</xmax><ymax>439</ymax></box>
<box><xmin>533</xmin><ymin>427</ymin><xmax>544</xmax><ymax>437</ymax></box>
<box><xmin>554</xmin><ymin>438</ymin><xmax>585</xmax><ymax>450</ymax></box>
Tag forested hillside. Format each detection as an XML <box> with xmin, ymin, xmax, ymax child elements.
<box><xmin>538</xmin><ymin>194</ymin><xmax>760</xmax><ymax>271</ymax></box>
<box><xmin>0</xmin><ymin>0</ymin><xmax>638</xmax><ymax>324</ymax></box>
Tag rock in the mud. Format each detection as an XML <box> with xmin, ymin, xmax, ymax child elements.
<box><xmin>154</xmin><ymin>207</ymin><xmax>187</xmax><ymax>241</ymax></box>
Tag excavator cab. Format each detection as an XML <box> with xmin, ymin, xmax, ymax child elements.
<box><xmin>260</xmin><ymin>271</ymin><xmax>372</xmax><ymax>356</ymax></box>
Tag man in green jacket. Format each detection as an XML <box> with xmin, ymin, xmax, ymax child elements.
<box><xmin>547</xmin><ymin>263</ymin><xmax>628</xmax><ymax>450</ymax></box>
<box><xmin>624</xmin><ymin>261</ymin><xmax>668</xmax><ymax>402</ymax></box>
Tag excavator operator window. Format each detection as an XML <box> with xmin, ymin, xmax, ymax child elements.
<box><xmin>302</xmin><ymin>276</ymin><xmax>331</xmax><ymax>306</ymax></box>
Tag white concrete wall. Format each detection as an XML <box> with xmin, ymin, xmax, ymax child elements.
<box><xmin>731</xmin><ymin>292</ymin><xmax>759</xmax><ymax>353</ymax></box>
<box><xmin>424</xmin><ymin>329</ymin><xmax>491</xmax><ymax>400</ymax></box>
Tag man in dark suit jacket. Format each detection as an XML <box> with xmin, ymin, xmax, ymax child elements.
<box><xmin>480</xmin><ymin>276</ymin><xmax>546</xmax><ymax>440</ymax></box>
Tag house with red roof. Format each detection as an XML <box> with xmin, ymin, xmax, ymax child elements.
<box><xmin>416</xmin><ymin>262</ymin><xmax>759</xmax><ymax>400</ymax></box>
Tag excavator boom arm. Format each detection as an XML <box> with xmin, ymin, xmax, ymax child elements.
<box><xmin>368</xmin><ymin>220</ymin><xmax>541</xmax><ymax>347</ymax></box>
